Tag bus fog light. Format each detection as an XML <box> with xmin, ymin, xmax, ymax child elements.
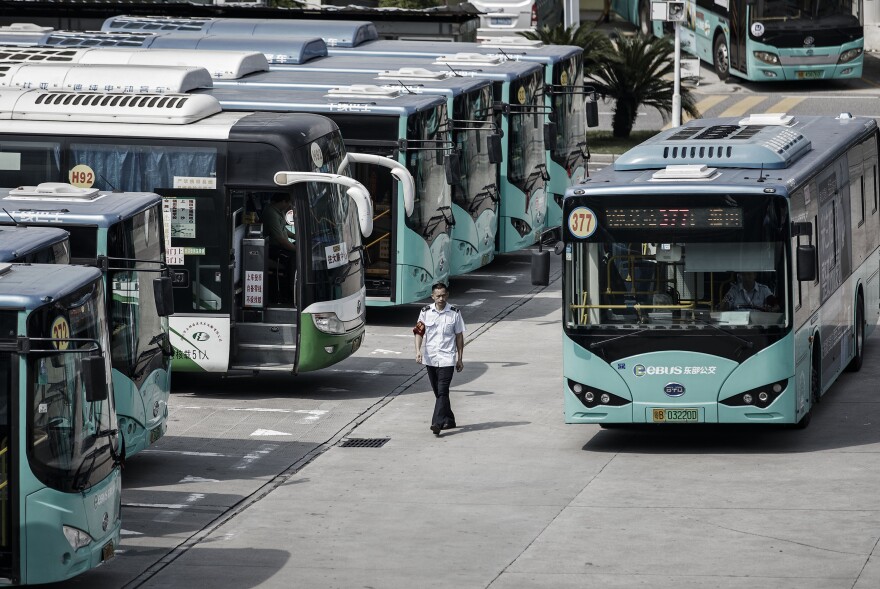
<box><xmin>313</xmin><ymin>312</ymin><xmax>344</xmax><ymax>335</ymax></box>
<box><xmin>584</xmin><ymin>391</ymin><xmax>594</xmax><ymax>402</ymax></box>
<box><xmin>758</xmin><ymin>392</ymin><xmax>769</xmax><ymax>402</ymax></box>
<box><xmin>841</xmin><ymin>67</ymin><xmax>853</xmax><ymax>75</ymax></box>
<box><xmin>600</xmin><ymin>393</ymin><xmax>610</xmax><ymax>404</ymax></box>
<box><xmin>762</xmin><ymin>71</ymin><xmax>778</xmax><ymax>78</ymax></box>
<box><xmin>324</xmin><ymin>345</ymin><xmax>336</xmax><ymax>354</ymax></box>
<box><xmin>772</xmin><ymin>383</ymin><xmax>783</xmax><ymax>393</ymax></box>
<box><xmin>743</xmin><ymin>393</ymin><xmax>753</xmax><ymax>404</ymax></box>
<box><xmin>572</xmin><ymin>383</ymin><xmax>583</xmax><ymax>393</ymax></box>
<box><xmin>62</xmin><ymin>525</ymin><xmax>93</xmax><ymax>550</ymax></box>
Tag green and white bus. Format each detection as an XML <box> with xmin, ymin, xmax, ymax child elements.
<box><xmin>538</xmin><ymin>112</ymin><xmax>879</xmax><ymax>427</ymax></box>
<box><xmin>0</xmin><ymin>185</ymin><xmax>173</xmax><ymax>457</ymax></box>
<box><xmin>0</xmin><ymin>88</ymin><xmax>376</xmax><ymax>374</ymax></box>
<box><xmin>612</xmin><ymin>0</ymin><xmax>863</xmax><ymax>82</ymax></box>
<box><xmin>0</xmin><ymin>262</ymin><xmax>120</xmax><ymax>584</ymax></box>
<box><xmin>0</xmin><ymin>226</ymin><xmax>69</xmax><ymax>264</ymax></box>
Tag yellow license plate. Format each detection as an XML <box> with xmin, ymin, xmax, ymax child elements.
<box><xmin>101</xmin><ymin>541</ymin><xmax>115</xmax><ymax>562</ymax></box>
<box><xmin>652</xmin><ymin>408</ymin><xmax>699</xmax><ymax>423</ymax></box>
<box><xmin>796</xmin><ymin>70</ymin><xmax>821</xmax><ymax>80</ymax></box>
<box><xmin>149</xmin><ymin>425</ymin><xmax>162</xmax><ymax>443</ymax></box>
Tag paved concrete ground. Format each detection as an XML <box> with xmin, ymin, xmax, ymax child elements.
<box><xmin>123</xmin><ymin>276</ymin><xmax>880</xmax><ymax>589</ymax></box>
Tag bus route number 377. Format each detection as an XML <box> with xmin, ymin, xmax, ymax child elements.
<box><xmin>569</xmin><ymin>206</ymin><xmax>597</xmax><ymax>239</ymax></box>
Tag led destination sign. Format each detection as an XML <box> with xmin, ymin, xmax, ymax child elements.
<box><xmin>605</xmin><ymin>207</ymin><xmax>743</xmax><ymax>229</ymax></box>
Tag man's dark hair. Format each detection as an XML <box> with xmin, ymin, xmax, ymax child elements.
<box><xmin>270</xmin><ymin>193</ymin><xmax>291</xmax><ymax>204</ymax></box>
<box><xmin>431</xmin><ymin>282</ymin><xmax>448</xmax><ymax>293</ymax></box>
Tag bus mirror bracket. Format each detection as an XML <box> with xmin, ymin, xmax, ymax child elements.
<box><xmin>796</xmin><ymin>244</ymin><xmax>817</xmax><ymax>282</ymax></box>
<box><xmin>83</xmin><ymin>356</ymin><xmax>109</xmax><ymax>403</ymax></box>
<box><xmin>274</xmin><ymin>171</ymin><xmax>374</xmax><ymax>237</ymax></box>
<box><xmin>487</xmin><ymin>134</ymin><xmax>503</xmax><ymax>164</ymax></box>
<box><xmin>340</xmin><ymin>153</ymin><xmax>415</xmax><ymax>217</ymax></box>
<box><xmin>791</xmin><ymin>221</ymin><xmax>812</xmax><ymax>237</ymax></box>
<box><xmin>153</xmin><ymin>276</ymin><xmax>175</xmax><ymax>317</ymax></box>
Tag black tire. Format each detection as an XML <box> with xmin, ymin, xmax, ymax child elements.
<box><xmin>713</xmin><ymin>34</ymin><xmax>730</xmax><ymax>82</ymax></box>
<box><xmin>638</xmin><ymin>0</ymin><xmax>652</xmax><ymax>37</ymax></box>
<box><xmin>846</xmin><ymin>295</ymin><xmax>865</xmax><ymax>372</ymax></box>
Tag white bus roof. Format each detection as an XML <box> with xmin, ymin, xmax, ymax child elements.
<box><xmin>0</xmin><ymin>46</ymin><xmax>269</xmax><ymax>79</ymax></box>
<box><xmin>0</xmin><ymin>63</ymin><xmax>213</xmax><ymax>93</ymax></box>
<box><xmin>0</xmin><ymin>88</ymin><xmax>222</xmax><ymax>125</ymax></box>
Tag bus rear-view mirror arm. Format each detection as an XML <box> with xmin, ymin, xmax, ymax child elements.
<box><xmin>274</xmin><ymin>171</ymin><xmax>374</xmax><ymax>237</ymax></box>
<box><xmin>340</xmin><ymin>152</ymin><xmax>415</xmax><ymax>217</ymax></box>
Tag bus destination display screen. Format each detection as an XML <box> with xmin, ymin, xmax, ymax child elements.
<box><xmin>605</xmin><ymin>207</ymin><xmax>743</xmax><ymax>229</ymax></box>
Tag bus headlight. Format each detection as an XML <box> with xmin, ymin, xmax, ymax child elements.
<box><xmin>720</xmin><ymin>379</ymin><xmax>788</xmax><ymax>407</ymax></box>
<box><xmin>753</xmin><ymin>51</ymin><xmax>780</xmax><ymax>65</ymax></box>
<box><xmin>62</xmin><ymin>525</ymin><xmax>93</xmax><ymax>550</ymax></box>
<box><xmin>838</xmin><ymin>48</ymin><xmax>863</xmax><ymax>63</ymax></box>
<box><xmin>312</xmin><ymin>313</ymin><xmax>344</xmax><ymax>335</ymax></box>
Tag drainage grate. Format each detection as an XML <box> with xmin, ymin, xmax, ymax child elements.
<box><xmin>339</xmin><ymin>437</ymin><xmax>390</xmax><ymax>448</ymax></box>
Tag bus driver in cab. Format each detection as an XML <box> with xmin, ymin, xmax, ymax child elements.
<box><xmin>721</xmin><ymin>271</ymin><xmax>779</xmax><ymax>312</ymax></box>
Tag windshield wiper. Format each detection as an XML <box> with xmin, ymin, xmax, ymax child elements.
<box><xmin>589</xmin><ymin>326</ymin><xmax>653</xmax><ymax>351</ymax></box>
<box><xmin>468</xmin><ymin>183</ymin><xmax>499</xmax><ymax>213</ymax></box>
<box><xmin>72</xmin><ymin>443</ymin><xmax>111</xmax><ymax>492</ymax></box>
<box><xmin>691</xmin><ymin>316</ymin><xmax>754</xmax><ymax>350</ymax></box>
<box><xmin>565</xmin><ymin>142</ymin><xmax>589</xmax><ymax>170</ymax></box>
<box><xmin>523</xmin><ymin>164</ymin><xmax>550</xmax><ymax>194</ymax></box>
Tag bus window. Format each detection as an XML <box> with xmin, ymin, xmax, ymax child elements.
<box><xmin>0</xmin><ymin>141</ymin><xmax>63</xmax><ymax>187</ymax></box>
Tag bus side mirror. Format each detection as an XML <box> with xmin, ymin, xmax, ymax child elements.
<box><xmin>544</xmin><ymin>122</ymin><xmax>558</xmax><ymax>150</ymax></box>
<box><xmin>444</xmin><ymin>154</ymin><xmax>461</xmax><ymax>186</ymax></box>
<box><xmin>586</xmin><ymin>96</ymin><xmax>599</xmax><ymax>128</ymax></box>
<box><xmin>531</xmin><ymin>249</ymin><xmax>550</xmax><ymax>286</ymax></box>
<box><xmin>797</xmin><ymin>244</ymin><xmax>817</xmax><ymax>282</ymax></box>
<box><xmin>487</xmin><ymin>134</ymin><xmax>503</xmax><ymax>165</ymax></box>
<box><xmin>153</xmin><ymin>276</ymin><xmax>175</xmax><ymax>317</ymax></box>
<box><xmin>553</xmin><ymin>241</ymin><xmax>565</xmax><ymax>256</ymax></box>
<box><xmin>82</xmin><ymin>356</ymin><xmax>108</xmax><ymax>402</ymax></box>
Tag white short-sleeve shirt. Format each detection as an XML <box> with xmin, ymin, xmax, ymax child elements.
<box><xmin>418</xmin><ymin>303</ymin><xmax>466</xmax><ymax>367</ymax></box>
<box><xmin>723</xmin><ymin>282</ymin><xmax>773</xmax><ymax>309</ymax></box>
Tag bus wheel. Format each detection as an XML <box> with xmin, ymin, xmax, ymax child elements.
<box><xmin>846</xmin><ymin>295</ymin><xmax>865</xmax><ymax>372</ymax></box>
<box><xmin>638</xmin><ymin>0</ymin><xmax>652</xmax><ymax>37</ymax></box>
<box><xmin>713</xmin><ymin>35</ymin><xmax>730</xmax><ymax>82</ymax></box>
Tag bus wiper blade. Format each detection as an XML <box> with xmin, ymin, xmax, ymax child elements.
<box><xmin>566</xmin><ymin>142</ymin><xmax>588</xmax><ymax>170</ymax></box>
<box><xmin>589</xmin><ymin>327</ymin><xmax>653</xmax><ymax>350</ymax></box>
<box><xmin>692</xmin><ymin>317</ymin><xmax>754</xmax><ymax>349</ymax></box>
<box><xmin>72</xmin><ymin>443</ymin><xmax>110</xmax><ymax>492</ymax></box>
<box><xmin>468</xmin><ymin>184</ymin><xmax>499</xmax><ymax>212</ymax></box>
<box><xmin>438</xmin><ymin>206</ymin><xmax>455</xmax><ymax>227</ymax></box>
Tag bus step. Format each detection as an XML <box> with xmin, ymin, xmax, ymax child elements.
<box><xmin>234</xmin><ymin>322</ymin><xmax>297</xmax><ymax>346</ymax></box>
<box><xmin>233</xmin><ymin>342</ymin><xmax>295</xmax><ymax>367</ymax></box>
<box><xmin>229</xmin><ymin>363</ymin><xmax>295</xmax><ymax>373</ymax></box>
<box><xmin>263</xmin><ymin>306</ymin><xmax>296</xmax><ymax>324</ymax></box>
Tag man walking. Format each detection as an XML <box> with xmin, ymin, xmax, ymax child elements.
<box><xmin>413</xmin><ymin>282</ymin><xmax>465</xmax><ymax>436</ymax></box>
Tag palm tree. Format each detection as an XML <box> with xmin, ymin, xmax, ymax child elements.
<box><xmin>589</xmin><ymin>33</ymin><xmax>700</xmax><ymax>137</ymax></box>
<box><xmin>518</xmin><ymin>23</ymin><xmax>614</xmax><ymax>77</ymax></box>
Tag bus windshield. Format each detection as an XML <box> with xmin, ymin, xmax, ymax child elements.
<box><xmin>551</xmin><ymin>55</ymin><xmax>587</xmax><ymax>175</ymax></box>
<box><xmin>508</xmin><ymin>70</ymin><xmax>546</xmax><ymax>196</ymax></box>
<box><xmin>751</xmin><ymin>0</ymin><xmax>861</xmax><ymax>28</ymax></box>
<box><xmin>564</xmin><ymin>194</ymin><xmax>790</xmax><ymax>334</ymax></box>
<box><xmin>27</xmin><ymin>279</ymin><xmax>117</xmax><ymax>493</ymax></box>
<box><xmin>406</xmin><ymin>104</ymin><xmax>451</xmax><ymax>243</ymax></box>
<box><xmin>453</xmin><ymin>86</ymin><xmax>497</xmax><ymax>221</ymax></box>
<box><xmin>107</xmin><ymin>206</ymin><xmax>169</xmax><ymax>383</ymax></box>
<box><xmin>297</xmin><ymin>131</ymin><xmax>364</xmax><ymax>302</ymax></box>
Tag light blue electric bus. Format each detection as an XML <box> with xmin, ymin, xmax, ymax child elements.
<box><xmin>100</xmin><ymin>15</ymin><xmax>379</xmax><ymax>48</ymax></box>
<box><xmin>321</xmin><ymin>37</ymin><xmax>598</xmax><ymax>231</ymax></box>
<box><xmin>206</xmin><ymin>68</ymin><xmax>499</xmax><ymax>276</ymax></box>
<box><xmin>537</xmin><ymin>112</ymin><xmax>879</xmax><ymax>427</ymax></box>
<box><xmin>611</xmin><ymin>0</ymin><xmax>863</xmax><ymax>82</ymax></box>
<box><xmin>270</xmin><ymin>53</ymin><xmax>548</xmax><ymax>254</ymax></box>
<box><xmin>0</xmin><ymin>185</ymin><xmax>173</xmax><ymax>458</ymax></box>
<box><xmin>0</xmin><ymin>226</ymin><xmax>70</xmax><ymax>263</ymax></box>
<box><xmin>196</xmin><ymin>85</ymin><xmax>454</xmax><ymax>305</ymax></box>
<box><xmin>0</xmin><ymin>262</ymin><xmax>121</xmax><ymax>584</ymax></box>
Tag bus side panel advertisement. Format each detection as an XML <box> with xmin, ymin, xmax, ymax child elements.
<box><xmin>169</xmin><ymin>316</ymin><xmax>230</xmax><ymax>372</ymax></box>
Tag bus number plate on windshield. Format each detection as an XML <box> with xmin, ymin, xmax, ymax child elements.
<box><xmin>652</xmin><ymin>408</ymin><xmax>699</xmax><ymax>423</ymax></box>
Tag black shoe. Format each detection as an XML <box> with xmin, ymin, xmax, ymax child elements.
<box><xmin>430</xmin><ymin>424</ymin><xmax>441</xmax><ymax>436</ymax></box>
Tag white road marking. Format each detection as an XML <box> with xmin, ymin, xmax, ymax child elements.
<box><xmin>142</xmin><ymin>449</ymin><xmax>226</xmax><ymax>457</ymax></box>
<box><xmin>466</xmin><ymin>299</ymin><xmax>485</xmax><ymax>307</ymax></box>
<box><xmin>179</xmin><ymin>475</ymin><xmax>221</xmax><ymax>484</ymax></box>
<box><xmin>294</xmin><ymin>410</ymin><xmax>327</xmax><ymax>421</ymax></box>
<box><xmin>317</xmin><ymin>386</ymin><xmax>348</xmax><ymax>392</ymax></box>
<box><xmin>466</xmin><ymin>273</ymin><xmax>518</xmax><ymax>284</ymax></box>
<box><xmin>227</xmin><ymin>407</ymin><xmax>290</xmax><ymax>413</ymax></box>
<box><xmin>124</xmin><ymin>503</ymin><xmax>188</xmax><ymax>510</ymax></box>
<box><xmin>251</xmin><ymin>429</ymin><xmax>292</xmax><ymax>437</ymax></box>
<box><xmin>371</xmin><ymin>349</ymin><xmax>401</xmax><ymax>355</ymax></box>
<box><xmin>331</xmin><ymin>368</ymin><xmax>384</xmax><ymax>375</ymax></box>
<box><xmin>466</xmin><ymin>288</ymin><xmax>495</xmax><ymax>293</ymax></box>
<box><xmin>121</xmin><ymin>529</ymin><xmax>143</xmax><ymax>536</ymax></box>
<box><xmin>234</xmin><ymin>444</ymin><xmax>278</xmax><ymax>470</ymax></box>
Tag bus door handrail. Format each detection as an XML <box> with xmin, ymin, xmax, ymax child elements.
<box><xmin>450</xmin><ymin>118</ymin><xmax>498</xmax><ymax>133</ymax></box>
<box><xmin>547</xmin><ymin>84</ymin><xmax>599</xmax><ymax>99</ymax></box>
<box><xmin>495</xmin><ymin>101</ymin><xmax>553</xmax><ymax>116</ymax></box>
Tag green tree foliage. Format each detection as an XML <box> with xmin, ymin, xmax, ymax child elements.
<box><xmin>589</xmin><ymin>33</ymin><xmax>700</xmax><ymax>137</ymax></box>
<box><xmin>518</xmin><ymin>23</ymin><xmax>614</xmax><ymax>76</ymax></box>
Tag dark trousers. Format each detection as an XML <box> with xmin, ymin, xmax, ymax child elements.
<box><xmin>426</xmin><ymin>365</ymin><xmax>456</xmax><ymax>428</ymax></box>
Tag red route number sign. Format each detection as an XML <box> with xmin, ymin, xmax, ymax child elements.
<box><xmin>568</xmin><ymin>206</ymin><xmax>597</xmax><ymax>238</ymax></box>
